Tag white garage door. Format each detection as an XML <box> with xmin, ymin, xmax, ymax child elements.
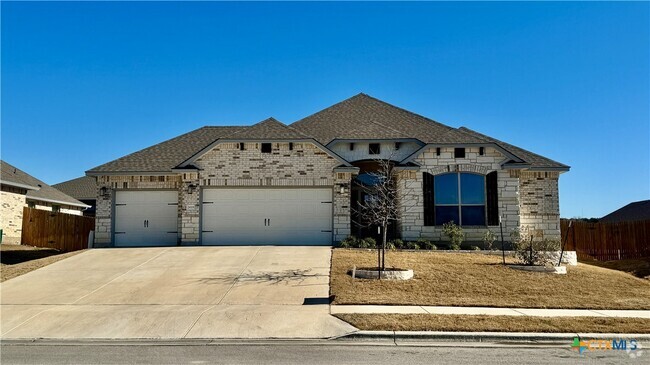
<box><xmin>201</xmin><ymin>188</ymin><xmax>332</xmax><ymax>246</ymax></box>
<box><xmin>114</xmin><ymin>190</ymin><xmax>179</xmax><ymax>247</ymax></box>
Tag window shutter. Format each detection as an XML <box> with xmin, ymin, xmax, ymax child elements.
<box><xmin>486</xmin><ymin>171</ymin><xmax>499</xmax><ymax>226</ymax></box>
<box><xmin>423</xmin><ymin>172</ymin><xmax>435</xmax><ymax>226</ymax></box>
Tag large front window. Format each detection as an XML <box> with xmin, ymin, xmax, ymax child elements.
<box><xmin>434</xmin><ymin>173</ymin><xmax>486</xmax><ymax>226</ymax></box>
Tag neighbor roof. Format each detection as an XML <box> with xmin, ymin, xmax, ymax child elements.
<box><xmin>291</xmin><ymin>93</ymin><xmax>486</xmax><ymax>145</ymax></box>
<box><xmin>1</xmin><ymin>161</ymin><xmax>90</xmax><ymax>208</ymax></box>
<box><xmin>1</xmin><ymin>161</ymin><xmax>40</xmax><ymax>190</ymax></box>
<box><xmin>599</xmin><ymin>200</ymin><xmax>650</xmax><ymax>223</ymax></box>
<box><xmin>53</xmin><ymin>176</ymin><xmax>97</xmax><ymax>201</ymax></box>
<box><xmin>87</xmin><ymin>126</ymin><xmax>245</xmax><ymax>173</ymax></box>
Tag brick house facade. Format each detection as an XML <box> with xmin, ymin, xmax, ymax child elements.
<box><xmin>88</xmin><ymin>94</ymin><xmax>568</xmax><ymax>247</ymax></box>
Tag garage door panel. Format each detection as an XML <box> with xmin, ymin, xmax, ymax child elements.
<box><xmin>114</xmin><ymin>191</ymin><xmax>179</xmax><ymax>247</ymax></box>
<box><xmin>201</xmin><ymin>188</ymin><xmax>332</xmax><ymax>246</ymax></box>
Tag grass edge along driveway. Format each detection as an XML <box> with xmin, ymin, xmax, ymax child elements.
<box><xmin>330</xmin><ymin>250</ymin><xmax>650</xmax><ymax>310</ymax></box>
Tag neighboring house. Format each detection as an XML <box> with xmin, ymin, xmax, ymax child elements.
<box><xmin>1</xmin><ymin>161</ymin><xmax>90</xmax><ymax>243</ymax></box>
<box><xmin>53</xmin><ymin>176</ymin><xmax>98</xmax><ymax>217</ymax></box>
<box><xmin>599</xmin><ymin>200</ymin><xmax>650</xmax><ymax>223</ymax></box>
<box><xmin>86</xmin><ymin>94</ymin><xmax>569</xmax><ymax>247</ymax></box>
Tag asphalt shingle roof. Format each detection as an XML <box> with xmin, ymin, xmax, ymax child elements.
<box><xmin>86</xmin><ymin>94</ymin><xmax>569</xmax><ymax>173</ymax></box>
<box><xmin>1</xmin><ymin>161</ymin><xmax>89</xmax><ymax>208</ymax></box>
<box><xmin>290</xmin><ymin>93</ymin><xmax>485</xmax><ymax>145</ymax></box>
<box><xmin>87</xmin><ymin>126</ymin><xmax>245</xmax><ymax>173</ymax></box>
<box><xmin>457</xmin><ymin>127</ymin><xmax>569</xmax><ymax>170</ymax></box>
<box><xmin>223</xmin><ymin>118</ymin><xmax>311</xmax><ymax>140</ymax></box>
<box><xmin>53</xmin><ymin>176</ymin><xmax>97</xmax><ymax>200</ymax></box>
<box><xmin>599</xmin><ymin>200</ymin><xmax>650</xmax><ymax>223</ymax></box>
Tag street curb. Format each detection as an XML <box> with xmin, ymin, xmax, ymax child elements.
<box><xmin>338</xmin><ymin>331</ymin><xmax>650</xmax><ymax>343</ymax></box>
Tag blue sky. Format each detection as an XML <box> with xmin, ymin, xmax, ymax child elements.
<box><xmin>2</xmin><ymin>2</ymin><xmax>648</xmax><ymax>218</ymax></box>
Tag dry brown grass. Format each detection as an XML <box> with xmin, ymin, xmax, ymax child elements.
<box><xmin>1</xmin><ymin>244</ymin><xmax>83</xmax><ymax>282</ymax></box>
<box><xmin>580</xmin><ymin>257</ymin><xmax>650</xmax><ymax>280</ymax></box>
<box><xmin>330</xmin><ymin>249</ymin><xmax>650</xmax><ymax>309</ymax></box>
<box><xmin>336</xmin><ymin>313</ymin><xmax>650</xmax><ymax>333</ymax></box>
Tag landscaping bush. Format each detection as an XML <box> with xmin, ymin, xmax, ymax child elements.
<box><xmin>470</xmin><ymin>245</ymin><xmax>481</xmax><ymax>251</ymax></box>
<box><xmin>442</xmin><ymin>221</ymin><xmax>465</xmax><ymax>250</ymax></box>
<box><xmin>416</xmin><ymin>238</ymin><xmax>436</xmax><ymax>250</ymax></box>
<box><xmin>483</xmin><ymin>230</ymin><xmax>497</xmax><ymax>251</ymax></box>
<box><xmin>404</xmin><ymin>241</ymin><xmax>420</xmax><ymax>250</ymax></box>
<box><xmin>511</xmin><ymin>229</ymin><xmax>561</xmax><ymax>266</ymax></box>
<box><xmin>339</xmin><ymin>236</ymin><xmax>358</xmax><ymax>248</ymax></box>
<box><xmin>390</xmin><ymin>239</ymin><xmax>404</xmax><ymax>249</ymax></box>
<box><xmin>385</xmin><ymin>241</ymin><xmax>396</xmax><ymax>251</ymax></box>
<box><xmin>359</xmin><ymin>237</ymin><xmax>377</xmax><ymax>249</ymax></box>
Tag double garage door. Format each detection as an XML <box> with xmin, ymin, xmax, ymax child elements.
<box><xmin>201</xmin><ymin>188</ymin><xmax>332</xmax><ymax>246</ymax></box>
<box><xmin>113</xmin><ymin>188</ymin><xmax>332</xmax><ymax>246</ymax></box>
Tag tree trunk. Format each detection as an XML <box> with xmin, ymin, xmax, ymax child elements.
<box><xmin>377</xmin><ymin>225</ymin><xmax>381</xmax><ymax>280</ymax></box>
<box><xmin>381</xmin><ymin>223</ymin><xmax>387</xmax><ymax>272</ymax></box>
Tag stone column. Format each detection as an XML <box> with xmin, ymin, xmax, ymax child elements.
<box><xmin>180</xmin><ymin>172</ymin><xmax>200</xmax><ymax>245</ymax></box>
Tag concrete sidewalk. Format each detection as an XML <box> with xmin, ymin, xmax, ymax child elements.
<box><xmin>330</xmin><ymin>305</ymin><xmax>650</xmax><ymax>318</ymax></box>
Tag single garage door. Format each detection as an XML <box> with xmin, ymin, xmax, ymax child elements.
<box><xmin>114</xmin><ymin>190</ymin><xmax>179</xmax><ymax>247</ymax></box>
<box><xmin>201</xmin><ymin>188</ymin><xmax>332</xmax><ymax>245</ymax></box>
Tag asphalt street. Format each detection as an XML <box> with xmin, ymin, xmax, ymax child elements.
<box><xmin>0</xmin><ymin>341</ymin><xmax>641</xmax><ymax>365</ymax></box>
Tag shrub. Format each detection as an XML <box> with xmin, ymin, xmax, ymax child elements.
<box><xmin>512</xmin><ymin>234</ymin><xmax>561</xmax><ymax>266</ymax></box>
<box><xmin>359</xmin><ymin>237</ymin><xmax>377</xmax><ymax>249</ymax></box>
<box><xmin>442</xmin><ymin>221</ymin><xmax>465</xmax><ymax>249</ymax></box>
<box><xmin>483</xmin><ymin>230</ymin><xmax>497</xmax><ymax>251</ymax></box>
<box><xmin>404</xmin><ymin>241</ymin><xmax>420</xmax><ymax>250</ymax></box>
<box><xmin>385</xmin><ymin>241</ymin><xmax>396</xmax><ymax>251</ymax></box>
<box><xmin>390</xmin><ymin>239</ymin><xmax>404</xmax><ymax>249</ymax></box>
<box><xmin>470</xmin><ymin>245</ymin><xmax>481</xmax><ymax>251</ymax></box>
<box><xmin>339</xmin><ymin>236</ymin><xmax>358</xmax><ymax>248</ymax></box>
<box><xmin>416</xmin><ymin>238</ymin><xmax>434</xmax><ymax>250</ymax></box>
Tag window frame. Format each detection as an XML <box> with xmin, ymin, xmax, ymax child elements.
<box><xmin>433</xmin><ymin>172</ymin><xmax>487</xmax><ymax>227</ymax></box>
<box><xmin>261</xmin><ymin>143</ymin><xmax>272</xmax><ymax>153</ymax></box>
<box><xmin>368</xmin><ymin>143</ymin><xmax>381</xmax><ymax>155</ymax></box>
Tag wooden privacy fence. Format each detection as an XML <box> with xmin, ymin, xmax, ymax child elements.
<box><xmin>21</xmin><ymin>207</ymin><xmax>95</xmax><ymax>252</ymax></box>
<box><xmin>561</xmin><ymin>219</ymin><xmax>650</xmax><ymax>261</ymax></box>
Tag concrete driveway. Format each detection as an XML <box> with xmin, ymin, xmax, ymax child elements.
<box><xmin>0</xmin><ymin>246</ymin><xmax>356</xmax><ymax>339</ymax></box>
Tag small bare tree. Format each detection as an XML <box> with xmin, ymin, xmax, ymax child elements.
<box><xmin>354</xmin><ymin>153</ymin><xmax>402</xmax><ymax>277</ymax></box>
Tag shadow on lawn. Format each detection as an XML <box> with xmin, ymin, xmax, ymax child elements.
<box><xmin>0</xmin><ymin>245</ymin><xmax>64</xmax><ymax>265</ymax></box>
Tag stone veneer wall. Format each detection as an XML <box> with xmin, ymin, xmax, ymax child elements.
<box><xmin>518</xmin><ymin>171</ymin><xmax>561</xmax><ymax>240</ymax></box>
<box><xmin>194</xmin><ymin>141</ymin><xmax>351</xmax><ymax>242</ymax></box>
<box><xmin>95</xmin><ymin>141</ymin><xmax>352</xmax><ymax>246</ymax></box>
<box><xmin>1</xmin><ymin>187</ymin><xmax>27</xmax><ymax>244</ymax></box>
<box><xmin>399</xmin><ymin>146</ymin><xmax>520</xmax><ymax>242</ymax></box>
<box><xmin>94</xmin><ymin>175</ymin><xmax>181</xmax><ymax>246</ymax></box>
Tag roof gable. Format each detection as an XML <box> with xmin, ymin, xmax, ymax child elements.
<box><xmin>223</xmin><ymin>118</ymin><xmax>311</xmax><ymax>140</ymax></box>
<box><xmin>291</xmin><ymin>93</ymin><xmax>484</xmax><ymax>145</ymax></box>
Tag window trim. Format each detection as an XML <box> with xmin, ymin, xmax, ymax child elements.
<box><xmin>433</xmin><ymin>172</ymin><xmax>487</xmax><ymax>227</ymax></box>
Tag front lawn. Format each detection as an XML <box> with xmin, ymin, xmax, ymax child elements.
<box><xmin>335</xmin><ymin>313</ymin><xmax>650</xmax><ymax>333</ymax></box>
<box><xmin>0</xmin><ymin>244</ymin><xmax>83</xmax><ymax>282</ymax></box>
<box><xmin>330</xmin><ymin>250</ymin><xmax>650</xmax><ymax>309</ymax></box>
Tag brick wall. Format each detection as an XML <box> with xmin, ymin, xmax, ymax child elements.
<box><xmin>94</xmin><ymin>175</ymin><xmax>181</xmax><ymax>246</ymax></box>
<box><xmin>1</xmin><ymin>188</ymin><xmax>27</xmax><ymax>243</ymax></box>
<box><xmin>94</xmin><ymin>141</ymin><xmax>350</xmax><ymax>245</ymax></box>
<box><xmin>518</xmin><ymin>171</ymin><xmax>561</xmax><ymax>240</ymax></box>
